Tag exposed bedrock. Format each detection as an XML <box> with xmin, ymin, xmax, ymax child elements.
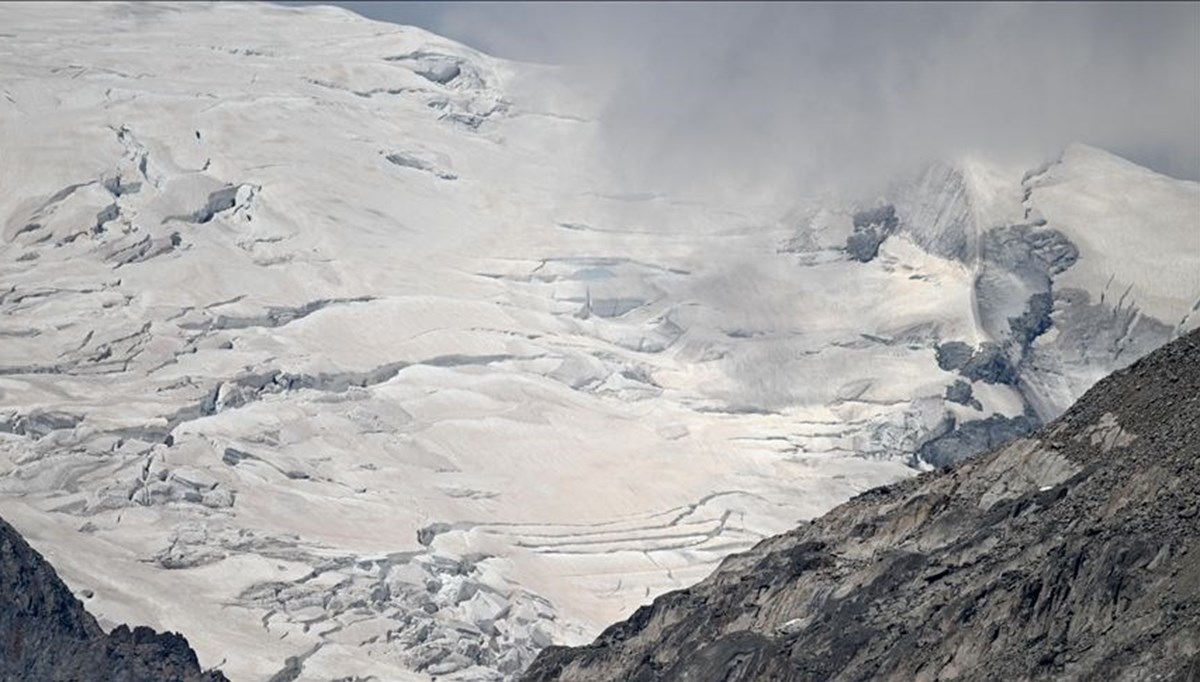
<box><xmin>916</xmin><ymin>412</ymin><xmax>1038</xmax><ymax>468</ymax></box>
<box><xmin>884</xmin><ymin>159</ymin><xmax>1183</xmax><ymax>465</ymax></box>
<box><xmin>0</xmin><ymin>515</ymin><xmax>229</xmax><ymax>681</ymax></box>
<box><xmin>844</xmin><ymin>204</ymin><xmax>899</xmax><ymax>262</ymax></box>
<box><xmin>524</xmin><ymin>329</ymin><xmax>1200</xmax><ymax>682</ymax></box>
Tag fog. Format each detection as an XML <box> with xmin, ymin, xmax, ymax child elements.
<box><xmin>311</xmin><ymin>2</ymin><xmax>1199</xmax><ymax>201</ymax></box>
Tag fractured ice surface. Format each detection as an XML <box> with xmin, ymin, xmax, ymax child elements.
<box><xmin>0</xmin><ymin>3</ymin><xmax>1197</xmax><ymax>680</ymax></box>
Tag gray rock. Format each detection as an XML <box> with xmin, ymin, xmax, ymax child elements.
<box><xmin>844</xmin><ymin>205</ymin><xmax>899</xmax><ymax>262</ymax></box>
<box><xmin>981</xmin><ymin>224</ymin><xmax>1079</xmax><ymax>283</ymax></box>
<box><xmin>524</xmin><ymin>329</ymin><xmax>1200</xmax><ymax>682</ymax></box>
<box><xmin>0</xmin><ymin>515</ymin><xmax>228</xmax><ymax>681</ymax></box>
<box><xmin>943</xmin><ymin>379</ymin><xmax>981</xmax><ymax>411</ymax></box>
<box><xmin>934</xmin><ymin>341</ymin><xmax>974</xmax><ymax>372</ymax></box>
<box><xmin>1009</xmin><ymin>291</ymin><xmax>1054</xmax><ymax>346</ymax></box>
<box><xmin>960</xmin><ymin>341</ymin><xmax>1018</xmax><ymax>385</ymax></box>
<box><xmin>936</xmin><ymin>340</ymin><xmax>1020</xmax><ymax>385</ymax></box>
<box><xmin>917</xmin><ymin>413</ymin><xmax>1037</xmax><ymax>467</ymax></box>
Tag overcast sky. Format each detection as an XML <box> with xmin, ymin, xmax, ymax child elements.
<box><xmin>285</xmin><ymin>2</ymin><xmax>1199</xmax><ymax>196</ymax></box>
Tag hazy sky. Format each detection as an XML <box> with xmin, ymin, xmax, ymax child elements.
<box><xmin>284</xmin><ymin>2</ymin><xmax>1200</xmax><ymax>196</ymax></box>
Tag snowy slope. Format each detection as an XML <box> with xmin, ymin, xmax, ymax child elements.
<box><xmin>888</xmin><ymin>145</ymin><xmax>1199</xmax><ymax>428</ymax></box>
<box><xmin>0</xmin><ymin>3</ymin><xmax>1196</xmax><ymax>681</ymax></box>
<box><xmin>1018</xmin><ymin>144</ymin><xmax>1200</xmax><ymax>417</ymax></box>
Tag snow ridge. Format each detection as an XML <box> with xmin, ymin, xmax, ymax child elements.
<box><xmin>0</xmin><ymin>4</ymin><xmax>1196</xmax><ymax>681</ymax></box>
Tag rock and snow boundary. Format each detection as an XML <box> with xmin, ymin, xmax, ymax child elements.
<box><xmin>0</xmin><ymin>3</ymin><xmax>1196</xmax><ymax>680</ymax></box>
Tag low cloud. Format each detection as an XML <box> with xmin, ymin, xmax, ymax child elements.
<box><xmin>333</xmin><ymin>2</ymin><xmax>1199</xmax><ymax>200</ymax></box>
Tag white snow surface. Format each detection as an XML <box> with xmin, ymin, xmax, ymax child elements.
<box><xmin>1031</xmin><ymin>143</ymin><xmax>1200</xmax><ymax>326</ymax></box>
<box><xmin>0</xmin><ymin>3</ymin><xmax>1196</xmax><ymax>681</ymax></box>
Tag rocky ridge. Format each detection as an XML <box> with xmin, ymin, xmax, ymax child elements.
<box><xmin>525</xmin><ymin>328</ymin><xmax>1200</xmax><ymax>681</ymax></box>
<box><xmin>0</xmin><ymin>514</ymin><xmax>228</xmax><ymax>682</ymax></box>
<box><xmin>0</xmin><ymin>4</ymin><xmax>1196</xmax><ymax>679</ymax></box>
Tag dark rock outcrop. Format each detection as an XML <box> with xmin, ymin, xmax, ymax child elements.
<box><xmin>0</xmin><ymin>516</ymin><xmax>228</xmax><ymax>682</ymax></box>
<box><xmin>943</xmin><ymin>380</ymin><xmax>980</xmax><ymax>411</ymax></box>
<box><xmin>845</xmin><ymin>205</ymin><xmax>899</xmax><ymax>262</ymax></box>
<box><xmin>935</xmin><ymin>341</ymin><xmax>1020</xmax><ymax>386</ymax></box>
<box><xmin>524</xmin><ymin>329</ymin><xmax>1200</xmax><ymax>682</ymax></box>
<box><xmin>916</xmin><ymin>413</ymin><xmax>1038</xmax><ymax>469</ymax></box>
<box><xmin>935</xmin><ymin>341</ymin><xmax>975</xmax><ymax>372</ymax></box>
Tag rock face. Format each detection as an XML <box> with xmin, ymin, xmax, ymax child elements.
<box><xmin>0</xmin><ymin>516</ymin><xmax>228</xmax><ymax>682</ymax></box>
<box><xmin>524</xmin><ymin>329</ymin><xmax>1200</xmax><ymax>681</ymax></box>
<box><xmin>884</xmin><ymin>150</ymin><xmax>1198</xmax><ymax>465</ymax></box>
<box><xmin>1</xmin><ymin>5</ymin><xmax>1197</xmax><ymax>679</ymax></box>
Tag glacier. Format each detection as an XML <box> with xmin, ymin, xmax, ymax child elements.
<box><xmin>0</xmin><ymin>3</ymin><xmax>1197</xmax><ymax>680</ymax></box>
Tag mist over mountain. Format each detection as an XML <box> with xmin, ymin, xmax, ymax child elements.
<box><xmin>313</xmin><ymin>1</ymin><xmax>1200</xmax><ymax>198</ymax></box>
<box><xmin>0</xmin><ymin>2</ymin><xmax>1196</xmax><ymax>680</ymax></box>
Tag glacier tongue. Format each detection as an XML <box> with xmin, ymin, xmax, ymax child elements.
<box><xmin>0</xmin><ymin>3</ymin><xmax>1197</xmax><ymax>681</ymax></box>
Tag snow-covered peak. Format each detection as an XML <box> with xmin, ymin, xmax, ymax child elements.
<box><xmin>1057</xmin><ymin>142</ymin><xmax>1183</xmax><ymax>179</ymax></box>
<box><xmin>890</xmin><ymin>156</ymin><xmax>1027</xmax><ymax>262</ymax></box>
<box><xmin>0</xmin><ymin>4</ymin><xmax>1196</xmax><ymax>681</ymax></box>
<box><xmin>882</xmin><ymin>143</ymin><xmax>1198</xmax><ymax>420</ymax></box>
<box><xmin>1030</xmin><ymin>142</ymin><xmax>1200</xmax><ymax>327</ymax></box>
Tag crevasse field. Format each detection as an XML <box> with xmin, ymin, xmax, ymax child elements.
<box><xmin>1</xmin><ymin>4</ymin><xmax>1197</xmax><ymax>680</ymax></box>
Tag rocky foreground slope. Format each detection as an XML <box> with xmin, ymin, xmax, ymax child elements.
<box><xmin>525</xmin><ymin>329</ymin><xmax>1200</xmax><ymax>681</ymax></box>
<box><xmin>0</xmin><ymin>515</ymin><xmax>227</xmax><ymax>682</ymax></box>
<box><xmin>1</xmin><ymin>4</ymin><xmax>1197</xmax><ymax>679</ymax></box>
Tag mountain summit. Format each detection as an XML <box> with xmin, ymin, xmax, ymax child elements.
<box><xmin>0</xmin><ymin>3</ymin><xmax>1197</xmax><ymax>680</ymax></box>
